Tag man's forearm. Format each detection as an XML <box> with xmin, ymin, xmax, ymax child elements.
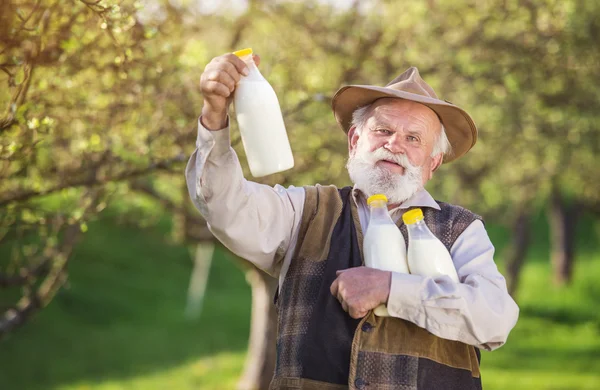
<box><xmin>185</xmin><ymin>117</ymin><xmax>301</xmax><ymax>276</ymax></box>
<box><xmin>385</xmin><ymin>220</ymin><xmax>519</xmax><ymax>350</ymax></box>
<box><xmin>201</xmin><ymin>104</ymin><xmax>228</xmax><ymax>131</ymax></box>
<box><xmin>386</xmin><ymin>272</ymin><xmax>518</xmax><ymax>350</ymax></box>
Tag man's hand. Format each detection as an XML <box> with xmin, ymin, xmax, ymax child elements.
<box><xmin>330</xmin><ymin>267</ymin><xmax>391</xmax><ymax>319</ymax></box>
<box><xmin>199</xmin><ymin>53</ymin><xmax>261</xmax><ymax>130</ymax></box>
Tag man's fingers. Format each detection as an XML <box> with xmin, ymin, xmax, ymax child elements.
<box><xmin>215</xmin><ymin>61</ymin><xmax>243</xmax><ymax>84</ymax></box>
<box><xmin>341</xmin><ymin>299</ymin><xmax>349</xmax><ymax>313</ymax></box>
<box><xmin>336</xmin><ymin>268</ymin><xmax>350</xmax><ymax>276</ymax></box>
<box><xmin>252</xmin><ymin>54</ymin><xmax>261</xmax><ymax>66</ymax></box>
<box><xmin>332</xmin><ymin>277</ymin><xmax>349</xmax><ymax>313</ymax></box>
<box><xmin>221</xmin><ymin>53</ymin><xmax>250</xmax><ymax>76</ymax></box>
<box><xmin>349</xmin><ymin>307</ymin><xmax>366</xmax><ymax>319</ymax></box>
<box><xmin>218</xmin><ymin>71</ymin><xmax>237</xmax><ymax>92</ymax></box>
<box><xmin>204</xmin><ymin>70</ymin><xmax>236</xmax><ymax>93</ymax></box>
<box><xmin>336</xmin><ymin>266</ymin><xmax>366</xmax><ymax>276</ymax></box>
<box><xmin>330</xmin><ymin>277</ymin><xmax>339</xmax><ymax>297</ymax></box>
<box><xmin>202</xmin><ymin>81</ymin><xmax>231</xmax><ymax>98</ymax></box>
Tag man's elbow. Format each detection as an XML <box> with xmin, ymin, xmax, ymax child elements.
<box><xmin>479</xmin><ymin>294</ymin><xmax>520</xmax><ymax>351</ymax></box>
<box><xmin>184</xmin><ymin>153</ymin><xmax>205</xmax><ymax>207</ymax></box>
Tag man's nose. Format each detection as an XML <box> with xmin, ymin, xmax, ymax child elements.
<box><xmin>383</xmin><ymin>135</ymin><xmax>406</xmax><ymax>154</ymax></box>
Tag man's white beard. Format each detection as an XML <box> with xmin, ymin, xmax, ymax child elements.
<box><xmin>347</xmin><ymin>146</ymin><xmax>424</xmax><ymax>205</ymax></box>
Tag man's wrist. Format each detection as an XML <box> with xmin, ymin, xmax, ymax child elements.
<box><xmin>380</xmin><ymin>270</ymin><xmax>392</xmax><ymax>305</ymax></box>
<box><xmin>201</xmin><ymin>106</ymin><xmax>229</xmax><ymax>131</ymax></box>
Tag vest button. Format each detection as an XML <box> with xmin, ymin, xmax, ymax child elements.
<box><xmin>361</xmin><ymin>322</ymin><xmax>373</xmax><ymax>333</ymax></box>
<box><xmin>354</xmin><ymin>377</ymin><xmax>368</xmax><ymax>389</ymax></box>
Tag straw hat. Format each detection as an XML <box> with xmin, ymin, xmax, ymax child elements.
<box><xmin>331</xmin><ymin>67</ymin><xmax>477</xmax><ymax>163</ymax></box>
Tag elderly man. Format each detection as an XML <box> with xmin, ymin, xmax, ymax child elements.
<box><xmin>186</xmin><ymin>53</ymin><xmax>519</xmax><ymax>390</ymax></box>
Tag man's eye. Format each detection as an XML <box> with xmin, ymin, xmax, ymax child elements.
<box><xmin>407</xmin><ymin>135</ymin><xmax>419</xmax><ymax>142</ymax></box>
<box><xmin>376</xmin><ymin>129</ymin><xmax>392</xmax><ymax>135</ymax></box>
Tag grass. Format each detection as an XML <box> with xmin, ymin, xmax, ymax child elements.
<box><xmin>0</xmin><ymin>211</ymin><xmax>599</xmax><ymax>389</ymax></box>
<box><xmin>0</xmin><ymin>217</ymin><xmax>252</xmax><ymax>390</ymax></box>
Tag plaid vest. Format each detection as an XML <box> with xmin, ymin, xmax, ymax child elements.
<box><xmin>271</xmin><ymin>185</ymin><xmax>483</xmax><ymax>390</ymax></box>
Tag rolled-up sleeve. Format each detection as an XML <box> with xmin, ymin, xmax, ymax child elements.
<box><xmin>386</xmin><ymin>220</ymin><xmax>519</xmax><ymax>351</ymax></box>
<box><xmin>185</xmin><ymin>117</ymin><xmax>304</xmax><ymax>277</ymax></box>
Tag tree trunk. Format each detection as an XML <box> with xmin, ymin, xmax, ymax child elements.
<box><xmin>238</xmin><ymin>267</ymin><xmax>278</xmax><ymax>390</ymax></box>
<box><xmin>549</xmin><ymin>188</ymin><xmax>578</xmax><ymax>286</ymax></box>
<box><xmin>505</xmin><ymin>208</ymin><xmax>532</xmax><ymax>297</ymax></box>
<box><xmin>184</xmin><ymin>242</ymin><xmax>214</xmax><ymax>319</ymax></box>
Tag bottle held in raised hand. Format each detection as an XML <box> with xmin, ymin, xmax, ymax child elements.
<box><xmin>232</xmin><ymin>48</ymin><xmax>294</xmax><ymax>177</ymax></box>
<box><xmin>403</xmin><ymin>208</ymin><xmax>460</xmax><ymax>283</ymax></box>
<box><xmin>363</xmin><ymin>194</ymin><xmax>409</xmax><ymax>317</ymax></box>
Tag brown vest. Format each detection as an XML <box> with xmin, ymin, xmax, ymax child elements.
<box><xmin>271</xmin><ymin>185</ymin><xmax>483</xmax><ymax>390</ymax></box>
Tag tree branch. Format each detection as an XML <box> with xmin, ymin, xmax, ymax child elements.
<box><xmin>0</xmin><ymin>62</ymin><xmax>34</xmax><ymax>133</ymax></box>
<box><xmin>130</xmin><ymin>181</ymin><xmax>214</xmax><ymax>242</ymax></box>
<box><xmin>0</xmin><ymin>190</ymin><xmax>100</xmax><ymax>337</ymax></box>
<box><xmin>0</xmin><ymin>154</ymin><xmax>188</xmax><ymax>207</ymax></box>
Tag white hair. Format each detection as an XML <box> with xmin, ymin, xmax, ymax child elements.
<box><xmin>351</xmin><ymin>104</ymin><xmax>453</xmax><ymax>158</ymax></box>
<box><xmin>351</xmin><ymin>105</ymin><xmax>373</xmax><ymax>134</ymax></box>
<box><xmin>432</xmin><ymin>124</ymin><xmax>452</xmax><ymax>157</ymax></box>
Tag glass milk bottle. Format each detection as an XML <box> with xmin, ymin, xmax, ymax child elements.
<box><xmin>232</xmin><ymin>48</ymin><xmax>294</xmax><ymax>177</ymax></box>
<box><xmin>363</xmin><ymin>194</ymin><xmax>409</xmax><ymax>317</ymax></box>
<box><xmin>403</xmin><ymin>208</ymin><xmax>460</xmax><ymax>283</ymax></box>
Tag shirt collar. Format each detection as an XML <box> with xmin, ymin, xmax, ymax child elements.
<box><xmin>351</xmin><ymin>186</ymin><xmax>440</xmax><ymax>212</ymax></box>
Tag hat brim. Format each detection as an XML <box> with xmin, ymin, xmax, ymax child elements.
<box><xmin>332</xmin><ymin>85</ymin><xmax>477</xmax><ymax>163</ymax></box>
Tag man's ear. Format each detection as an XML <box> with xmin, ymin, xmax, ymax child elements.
<box><xmin>348</xmin><ymin>126</ymin><xmax>360</xmax><ymax>155</ymax></box>
<box><xmin>430</xmin><ymin>153</ymin><xmax>444</xmax><ymax>173</ymax></box>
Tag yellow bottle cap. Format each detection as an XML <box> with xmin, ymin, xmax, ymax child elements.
<box><xmin>367</xmin><ymin>194</ymin><xmax>387</xmax><ymax>206</ymax></box>
<box><xmin>233</xmin><ymin>48</ymin><xmax>253</xmax><ymax>58</ymax></box>
<box><xmin>402</xmin><ymin>208</ymin><xmax>424</xmax><ymax>224</ymax></box>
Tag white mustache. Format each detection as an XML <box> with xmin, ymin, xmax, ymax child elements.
<box><xmin>364</xmin><ymin>148</ymin><xmax>415</xmax><ymax>170</ymax></box>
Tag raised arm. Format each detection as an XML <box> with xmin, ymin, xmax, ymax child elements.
<box><xmin>185</xmin><ymin>53</ymin><xmax>304</xmax><ymax>277</ymax></box>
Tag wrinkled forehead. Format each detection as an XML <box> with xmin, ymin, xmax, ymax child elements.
<box><xmin>367</xmin><ymin>98</ymin><xmax>442</xmax><ymax>132</ymax></box>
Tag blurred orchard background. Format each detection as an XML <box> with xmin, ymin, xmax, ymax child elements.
<box><xmin>1</xmin><ymin>0</ymin><xmax>599</xmax><ymax>389</ymax></box>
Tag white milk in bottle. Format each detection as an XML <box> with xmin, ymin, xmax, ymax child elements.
<box><xmin>363</xmin><ymin>194</ymin><xmax>409</xmax><ymax>317</ymax></box>
<box><xmin>232</xmin><ymin>48</ymin><xmax>294</xmax><ymax>177</ymax></box>
<box><xmin>403</xmin><ymin>208</ymin><xmax>459</xmax><ymax>283</ymax></box>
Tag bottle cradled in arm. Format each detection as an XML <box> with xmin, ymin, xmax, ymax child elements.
<box><xmin>403</xmin><ymin>208</ymin><xmax>460</xmax><ymax>283</ymax></box>
<box><xmin>363</xmin><ymin>194</ymin><xmax>409</xmax><ymax>317</ymax></box>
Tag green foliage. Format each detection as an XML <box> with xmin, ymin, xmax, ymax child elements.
<box><xmin>2</xmin><ymin>0</ymin><xmax>599</xmax><ymax>221</ymax></box>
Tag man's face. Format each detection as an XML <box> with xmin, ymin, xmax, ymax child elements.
<box><xmin>346</xmin><ymin>98</ymin><xmax>444</xmax><ymax>205</ymax></box>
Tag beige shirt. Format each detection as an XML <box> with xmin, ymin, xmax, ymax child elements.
<box><xmin>185</xmin><ymin>118</ymin><xmax>519</xmax><ymax>351</ymax></box>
